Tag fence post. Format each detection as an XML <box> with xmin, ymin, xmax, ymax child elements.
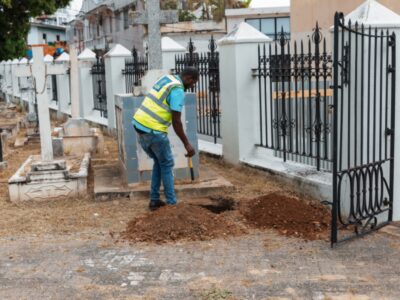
<box><xmin>104</xmin><ymin>44</ymin><xmax>132</xmax><ymax>129</ymax></box>
<box><xmin>161</xmin><ymin>37</ymin><xmax>186</xmax><ymax>71</ymax></box>
<box><xmin>11</xmin><ymin>59</ymin><xmax>20</xmax><ymax>103</ymax></box>
<box><xmin>217</xmin><ymin>22</ymin><xmax>271</xmax><ymax>164</ymax></box>
<box><xmin>5</xmin><ymin>60</ymin><xmax>12</xmax><ymax>103</ymax></box>
<box><xmin>77</xmin><ymin>48</ymin><xmax>97</xmax><ymax>122</ymax></box>
<box><xmin>44</xmin><ymin>54</ymin><xmax>55</xmax><ymax>105</ymax></box>
<box><xmin>55</xmin><ymin>52</ymin><xmax>71</xmax><ymax>118</ymax></box>
<box><xmin>0</xmin><ymin>61</ymin><xmax>4</xmax><ymax>99</ymax></box>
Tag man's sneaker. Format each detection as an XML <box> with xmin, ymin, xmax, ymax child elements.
<box><xmin>149</xmin><ymin>200</ymin><xmax>166</xmax><ymax>211</ymax></box>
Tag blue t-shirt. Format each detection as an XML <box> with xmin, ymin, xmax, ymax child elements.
<box><xmin>133</xmin><ymin>76</ymin><xmax>185</xmax><ymax>133</ymax></box>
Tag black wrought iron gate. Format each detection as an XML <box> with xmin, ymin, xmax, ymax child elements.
<box><xmin>91</xmin><ymin>52</ymin><xmax>107</xmax><ymax>118</ymax></box>
<box><xmin>175</xmin><ymin>37</ymin><xmax>221</xmax><ymax>143</ymax></box>
<box><xmin>331</xmin><ymin>12</ymin><xmax>396</xmax><ymax>245</ymax></box>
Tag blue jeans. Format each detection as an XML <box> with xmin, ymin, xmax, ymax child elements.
<box><xmin>137</xmin><ymin>132</ymin><xmax>177</xmax><ymax>205</ymax></box>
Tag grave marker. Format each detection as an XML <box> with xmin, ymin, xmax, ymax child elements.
<box><xmin>131</xmin><ymin>0</ymin><xmax>178</xmax><ymax>69</ymax></box>
<box><xmin>15</xmin><ymin>47</ymin><xmax>68</xmax><ymax>161</ymax></box>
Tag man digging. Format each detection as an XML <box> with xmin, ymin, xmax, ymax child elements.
<box><xmin>132</xmin><ymin>67</ymin><xmax>199</xmax><ymax>211</ymax></box>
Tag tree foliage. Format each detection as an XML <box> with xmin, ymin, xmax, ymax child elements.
<box><xmin>0</xmin><ymin>0</ymin><xmax>70</xmax><ymax>60</ymax></box>
<box><xmin>178</xmin><ymin>9</ymin><xmax>196</xmax><ymax>22</ymax></box>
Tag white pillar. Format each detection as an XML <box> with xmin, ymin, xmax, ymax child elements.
<box><xmin>11</xmin><ymin>59</ymin><xmax>20</xmax><ymax>102</ymax></box>
<box><xmin>217</xmin><ymin>22</ymin><xmax>271</xmax><ymax>164</ymax></box>
<box><xmin>27</xmin><ymin>59</ymin><xmax>36</xmax><ymax>114</ymax></box>
<box><xmin>55</xmin><ymin>52</ymin><xmax>71</xmax><ymax>116</ymax></box>
<box><xmin>70</xmin><ymin>48</ymin><xmax>81</xmax><ymax>118</ymax></box>
<box><xmin>161</xmin><ymin>37</ymin><xmax>186</xmax><ymax>71</ymax></box>
<box><xmin>0</xmin><ymin>61</ymin><xmax>5</xmax><ymax>97</ymax></box>
<box><xmin>18</xmin><ymin>58</ymin><xmax>29</xmax><ymax>104</ymax></box>
<box><xmin>104</xmin><ymin>44</ymin><xmax>131</xmax><ymax>129</ymax></box>
<box><xmin>78</xmin><ymin>48</ymin><xmax>96</xmax><ymax>121</ymax></box>
<box><xmin>5</xmin><ymin>60</ymin><xmax>12</xmax><ymax>103</ymax></box>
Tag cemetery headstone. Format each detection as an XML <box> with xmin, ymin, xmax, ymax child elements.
<box><xmin>131</xmin><ymin>0</ymin><xmax>178</xmax><ymax>70</ymax></box>
<box><xmin>115</xmin><ymin>93</ymin><xmax>199</xmax><ymax>184</ymax></box>
<box><xmin>15</xmin><ymin>47</ymin><xmax>68</xmax><ymax>161</ymax></box>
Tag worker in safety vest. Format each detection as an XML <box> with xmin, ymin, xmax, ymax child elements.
<box><xmin>132</xmin><ymin>67</ymin><xmax>199</xmax><ymax>211</ymax></box>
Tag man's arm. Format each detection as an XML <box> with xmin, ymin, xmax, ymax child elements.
<box><xmin>172</xmin><ymin>111</ymin><xmax>195</xmax><ymax>157</ymax></box>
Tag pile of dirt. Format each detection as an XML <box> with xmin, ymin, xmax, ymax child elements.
<box><xmin>122</xmin><ymin>203</ymin><xmax>245</xmax><ymax>243</ymax></box>
<box><xmin>240</xmin><ymin>193</ymin><xmax>330</xmax><ymax>240</ymax></box>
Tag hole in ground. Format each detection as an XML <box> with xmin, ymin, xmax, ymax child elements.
<box><xmin>199</xmin><ymin>197</ymin><xmax>236</xmax><ymax>214</ymax></box>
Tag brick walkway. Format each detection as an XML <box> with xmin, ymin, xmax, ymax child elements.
<box><xmin>1</xmin><ymin>226</ymin><xmax>400</xmax><ymax>299</ymax></box>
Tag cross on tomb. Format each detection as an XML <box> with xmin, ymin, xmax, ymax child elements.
<box><xmin>15</xmin><ymin>47</ymin><xmax>69</xmax><ymax>161</ymax></box>
<box><xmin>131</xmin><ymin>0</ymin><xmax>178</xmax><ymax>70</ymax></box>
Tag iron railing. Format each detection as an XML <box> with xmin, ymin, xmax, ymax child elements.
<box><xmin>51</xmin><ymin>75</ymin><xmax>58</xmax><ymax>103</ymax></box>
<box><xmin>331</xmin><ymin>13</ymin><xmax>396</xmax><ymax>245</ymax></box>
<box><xmin>122</xmin><ymin>47</ymin><xmax>148</xmax><ymax>93</ymax></box>
<box><xmin>174</xmin><ymin>37</ymin><xmax>221</xmax><ymax>143</ymax></box>
<box><xmin>90</xmin><ymin>53</ymin><xmax>107</xmax><ymax>118</ymax></box>
<box><xmin>253</xmin><ymin>25</ymin><xmax>333</xmax><ymax>171</ymax></box>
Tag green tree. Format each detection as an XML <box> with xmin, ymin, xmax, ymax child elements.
<box><xmin>0</xmin><ymin>0</ymin><xmax>70</xmax><ymax>60</ymax></box>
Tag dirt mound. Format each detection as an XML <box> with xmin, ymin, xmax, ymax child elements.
<box><xmin>122</xmin><ymin>203</ymin><xmax>245</xmax><ymax>244</ymax></box>
<box><xmin>240</xmin><ymin>193</ymin><xmax>330</xmax><ymax>240</ymax></box>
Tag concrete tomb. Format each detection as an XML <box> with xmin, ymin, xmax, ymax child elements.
<box><xmin>115</xmin><ymin>93</ymin><xmax>199</xmax><ymax>184</ymax></box>
<box><xmin>8</xmin><ymin>47</ymin><xmax>90</xmax><ymax>203</ymax></box>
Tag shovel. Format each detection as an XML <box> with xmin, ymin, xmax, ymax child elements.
<box><xmin>188</xmin><ymin>157</ymin><xmax>195</xmax><ymax>181</ymax></box>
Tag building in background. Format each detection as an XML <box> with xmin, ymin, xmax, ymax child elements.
<box><xmin>160</xmin><ymin>20</ymin><xmax>225</xmax><ymax>53</ymax></box>
<box><xmin>28</xmin><ymin>20</ymin><xmax>67</xmax><ymax>46</ymax></box>
<box><xmin>27</xmin><ymin>4</ymin><xmax>80</xmax><ymax>56</ymax></box>
<box><xmin>66</xmin><ymin>0</ymin><xmax>144</xmax><ymax>54</ymax></box>
<box><xmin>290</xmin><ymin>0</ymin><xmax>400</xmax><ymax>44</ymax></box>
<box><xmin>225</xmin><ymin>0</ymin><xmax>290</xmax><ymax>40</ymax></box>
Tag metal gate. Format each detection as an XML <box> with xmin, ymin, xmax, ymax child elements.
<box><xmin>331</xmin><ymin>12</ymin><xmax>396</xmax><ymax>245</ymax></box>
<box><xmin>91</xmin><ymin>53</ymin><xmax>107</xmax><ymax>118</ymax></box>
<box><xmin>175</xmin><ymin>37</ymin><xmax>221</xmax><ymax>143</ymax></box>
<box><xmin>122</xmin><ymin>47</ymin><xmax>148</xmax><ymax>93</ymax></box>
<box><xmin>51</xmin><ymin>75</ymin><xmax>58</xmax><ymax>103</ymax></box>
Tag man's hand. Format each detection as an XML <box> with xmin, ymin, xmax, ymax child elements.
<box><xmin>172</xmin><ymin>111</ymin><xmax>196</xmax><ymax>157</ymax></box>
<box><xmin>184</xmin><ymin>143</ymin><xmax>196</xmax><ymax>157</ymax></box>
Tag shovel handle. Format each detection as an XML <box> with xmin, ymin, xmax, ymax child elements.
<box><xmin>188</xmin><ymin>157</ymin><xmax>194</xmax><ymax>181</ymax></box>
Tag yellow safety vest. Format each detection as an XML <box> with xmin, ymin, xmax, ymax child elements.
<box><xmin>133</xmin><ymin>75</ymin><xmax>183</xmax><ymax>133</ymax></box>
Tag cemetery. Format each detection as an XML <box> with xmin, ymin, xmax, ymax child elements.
<box><xmin>1</xmin><ymin>0</ymin><xmax>400</xmax><ymax>298</ymax></box>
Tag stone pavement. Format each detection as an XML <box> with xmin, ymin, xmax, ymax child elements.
<box><xmin>1</xmin><ymin>227</ymin><xmax>400</xmax><ymax>299</ymax></box>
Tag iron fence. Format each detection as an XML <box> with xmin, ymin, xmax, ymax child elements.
<box><xmin>51</xmin><ymin>75</ymin><xmax>58</xmax><ymax>103</ymax></box>
<box><xmin>174</xmin><ymin>37</ymin><xmax>221</xmax><ymax>143</ymax></box>
<box><xmin>122</xmin><ymin>47</ymin><xmax>148</xmax><ymax>93</ymax></box>
<box><xmin>90</xmin><ymin>53</ymin><xmax>107</xmax><ymax>118</ymax></box>
<box><xmin>331</xmin><ymin>13</ymin><xmax>396</xmax><ymax>245</ymax></box>
<box><xmin>253</xmin><ymin>25</ymin><xmax>333</xmax><ymax>171</ymax></box>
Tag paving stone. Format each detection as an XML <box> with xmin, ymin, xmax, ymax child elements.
<box><xmin>0</xmin><ymin>231</ymin><xmax>399</xmax><ymax>299</ymax></box>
